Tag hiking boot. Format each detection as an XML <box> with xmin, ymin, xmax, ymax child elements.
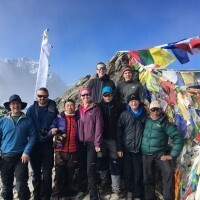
<box><xmin>126</xmin><ymin>192</ymin><xmax>133</xmax><ymax>200</ymax></box>
<box><xmin>75</xmin><ymin>191</ymin><xmax>88</xmax><ymax>200</ymax></box>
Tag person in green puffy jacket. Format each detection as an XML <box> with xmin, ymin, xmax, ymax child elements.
<box><xmin>141</xmin><ymin>100</ymin><xmax>184</xmax><ymax>200</ymax></box>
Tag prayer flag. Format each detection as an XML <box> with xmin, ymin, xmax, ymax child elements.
<box><xmin>149</xmin><ymin>47</ymin><xmax>175</xmax><ymax>68</ymax></box>
<box><xmin>34</xmin><ymin>29</ymin><xmax>52</xmax><ymax>100</ymax></box>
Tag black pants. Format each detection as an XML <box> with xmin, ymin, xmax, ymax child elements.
<box><xmin>0</xmin><ymin>154</ymin><xmax>30</xmax><ymax>200</ymax></box>
<box><xmin>123</xmin><ymin>152</ymin><xmax>143</xmax><ymax>198</ymax></box>
<box><xmin>53</xmin><ymin>152</ymin><xmax>78</xmax><ymax>197</ymax></box>
<box><xmin>78</xmin><ymin>142</ymin><xmax>100</xmax><ymax>200</ymax></box>
<box><xmin>142</xmin><ymin>153</ymin><xmax>175</xmax><ymax>200</ymax></box>
<box><xmin>30</xmin><ymin>142</ymin><xmax>54</xmax><ymax>200</ymax></box>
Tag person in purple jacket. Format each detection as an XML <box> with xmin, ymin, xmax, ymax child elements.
<box><xmin>75</xmin><ymin>88</ymin><xmax>103</xmax><ymax>200</ymax></box>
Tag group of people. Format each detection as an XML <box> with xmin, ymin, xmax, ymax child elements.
<box><xmin>0</xmin><ymin>62</ymin><xmax>184</xmax><ymax>200</ymax></box>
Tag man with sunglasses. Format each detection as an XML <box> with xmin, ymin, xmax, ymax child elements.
<box><xmin>87</xmin><ymin>62</ymin><xmax>115</xmax><ymax>103</ymax></box>
<box><xmin>99</xmin><ymin>86</ymin><xmax>125</xmax><ymax>198</ymax></box>
<box><xmin>141</xmin><ymin>100</ymin><xmax>184</xmax><ymax>200</ymax></box>
<box><xmin>26</xmin><ymin>87</ymin><xmax>58</xmax><ymax>200</ymax></box>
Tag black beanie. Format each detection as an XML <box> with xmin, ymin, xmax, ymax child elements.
<box><xmin>127</xmin><ymin>94</ymin><xmax>140</xmax><ymax>103</ymax></box>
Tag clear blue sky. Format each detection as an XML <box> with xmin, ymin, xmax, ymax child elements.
<box><xmin>0</xmin><ymin>0</ymin><xmax>200</xmax><ymax>85</ymax></box>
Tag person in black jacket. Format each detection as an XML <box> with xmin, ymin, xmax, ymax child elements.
<box><xmin>87</xmin><ymin>62</ymin><xmax>116</xmax><ymax>103</ymax></box>
<box><xmin>117</xmin><ymin>94</ymin><xmax>148</xmax><ymax>200</ymax></box>
<box><xmin>99</xmin><ymin>86</ymin><xmax>125</xmax><ymax>197</ymax></box>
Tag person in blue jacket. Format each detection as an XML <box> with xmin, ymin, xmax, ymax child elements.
<box><xmin>0</xmin><ymin>94</ymin><xmax>37</xmax><ymax>200</ymax></box>
<box><xmin>26</xmin><ymin>87</ymin><xmax>58</xmax><ymax>200</ymax></box>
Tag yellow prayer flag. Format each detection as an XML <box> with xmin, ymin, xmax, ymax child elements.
<box><xmin>149</xmin><ymin>47</ymin><xmax>176</xmax><ymax>68</ymax></box>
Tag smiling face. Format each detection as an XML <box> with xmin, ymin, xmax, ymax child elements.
<box><xmin>128</xmin><ymin>100</ymin><xmax>140</xmax><ymax>111</ymax></box>
<box><xmin>123</xmin><ymin>70</ymin><xmax>133</xmax><ymax>81</ymax></box>
<box><xmin>80</xmin><ymin>91</ymin><xmax>91</xmax><ymax>104</ymax></box>
<box><xmin>150</xmin><ymin>107</ymin><xmax>162</xmax><ymax>120</ymax></box>
<box><xmin>9</xmin><ymin>100</ymin><xmax>22</xmax><ymax>116</ymax></box>
<box><xmin>96</xmin><ymin>64</ymin><xmax>106</xmax><ymax>78</ymax></box>
<box><xmin>64</xmin><ymin>101</ymin><xmax>75</xmax><ymax>114</ymax></box>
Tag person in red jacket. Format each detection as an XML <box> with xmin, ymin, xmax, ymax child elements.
<box><xmin>49</xmin><ymin>99</ymin><xmax>78</xmax><ymax>199</ymax></box>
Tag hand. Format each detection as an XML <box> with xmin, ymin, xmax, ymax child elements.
<box><xmin>160</xmin><ymin>155</ymin><xmax>172</xmax><ymax>161</ymax></box>
<box><xmin>95</xmin><ymin>146</ymin><xmax>101</xmax><ymax>152</ymax></box>
<box><xmin>51</xmin><ymin>128</ymin><xmax>58</xmax><ymax>135</ymax></box>
<box><xmin>168</xmin><ymin>118</ymin><xmax>174</xmax><ymax>124</ymax></box>
<box><xmin>21</xmin><ymin>153</ymin><xmax>29</xmax><ymax>164</ymax></box>
<box><xmin>117</xmin><ymin>151</ymin><xmax>123</xmax><ymax>157</ymax></box>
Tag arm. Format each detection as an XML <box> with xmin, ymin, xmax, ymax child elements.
<box><xmin>94</xmin><ymin>106</ymin><xmax>103</xmax><ymax>150</ymax></box>
<box><xmin>48</xmin><ymin>117</ymin><xmax>59</xmax><ymax>137</ymax></box>
<box><xmin>138</xmin><ymin>82</ymin><xmax>144</xmax><ymax>103</ymax></box>
<box><xmin>165</xmin><ymin>124</ymin><xmax>184</xmax><ymax>158</ymax></box>
<box><xmin>22</xmin><ymin>119</ymin><xmax>38</xmax><ymax>163</ymax></box>
<box><xmin>116</xmin><ymin>113</ymin><xmax>125</xmax><ymax>157</ymax></box>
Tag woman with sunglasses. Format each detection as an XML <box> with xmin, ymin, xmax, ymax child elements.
<box><xmin>76</xmin><ymin>87</ymin><xmax>103</xmax><ymax>200</ymax></box>
<box><xmin>141</xmin><ymin>100</ymin><xmax>184</xmax><ymax>200</ymax></box>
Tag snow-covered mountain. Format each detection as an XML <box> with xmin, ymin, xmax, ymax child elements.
<box><xmin>0</xmin><ymin>57</ymin><xmax>67</xmax><ymax>106</ymax></box>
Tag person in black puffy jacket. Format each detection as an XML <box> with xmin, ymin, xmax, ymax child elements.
<box><xmin>117</xmin><ymin>93</ymin><xmax>148</xmax><ymax>200</ymax></box>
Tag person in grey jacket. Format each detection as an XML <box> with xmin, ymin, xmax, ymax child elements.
<box><xmin>116</xmin><ymin>67</ymin><xmax>144</xmax><ymax>103</ymax></box>
<box><xmin>0</xmin><ymin>94</ymin><xmax>37</xmax><ymax>200</ymax></box>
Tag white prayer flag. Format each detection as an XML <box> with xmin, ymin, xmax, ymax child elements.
<box><xmin>34</xmin><ymin>29</ymin><xmax>52</xmax><ymax>100</ymax></box>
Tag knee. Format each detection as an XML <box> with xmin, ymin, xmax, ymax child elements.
<box><xmin>15</xmin><ymin>181</ymin><xmax>28</xmax><ymax>191</ymax></box>
<box><xmin>110</xmin><ymin>158</ymin><xmax>121</xmax><ymax>175</ymax></box>
<box><xmin>42</xmin><ymin>169</ymin><xmax>52</xmax><ymax>182</ymax></box>
<box><xmin>87</xmin><ymin>161</ymin><xmax>96</xmax><ymax>175</ymax></box>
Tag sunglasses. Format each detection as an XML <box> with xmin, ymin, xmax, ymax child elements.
<box><xmin>150</xmin><ymin>107</ymin><xmax>161</xmax><ymax>112</ymax></box>
<box><xmin>103</xmin><ymin>93</ymin><xmax>112</xmax><ymax>97</ymax></box>
<box><xmin>37</xmin><ymin>95</ymin><xmax>48</xmax><ymax>99</ymax></box>
<box><xmin>97</xmin><ymin>67</ymin><xmax>106</xmax><ymax>71</ymax></box>
<box><xmin>81</xmin><ymin>93</ymin><xmax>90</xmax><ymax>97</ymax></box>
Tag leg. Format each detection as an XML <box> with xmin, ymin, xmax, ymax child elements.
<box><xmin>40</xmin><ymin>142</ymin><xmax>54</xmax><ymax>200</ymax></box>
<box><xmin>78</xmin><ymin>142</ymin><xmax>88</xmax><ymax>192</ymax></box>
<box><xmin>15</xmin><ymin>159</ymin><xmax>30</xmax><ymax>200</ymax></box>
<box><xmin>0</xmin><ymin>156</ymin><xmax>16</xmax><ymax>200</ymax></box>
<box><xmin>142</xmin><ymin>154</ymin><xmax>156</xmax><ymax>200</ymax></box>
<box><xmin>65</xmin><ymin>152</ymin><xmax>78</xmax><ymax>196</ymax></box>
<box><xmin>87</xmin><ymin>142</ymin><xmax>100</xmax><ymax>200</ymax></box>
<box><xmin>123</xmin><ymin>152</ymin><xmax>133</xmax><ymax>193</ymax></box>
<box><xmin>75</xmin><ymin>142</ymin><xmax>88</xmax><ymax>200</ymax></box>
<box><xmin>132</xmin><ymin>153</ymin><xmax>143</xmax><ymax>199</ymax></box>
<box><xmin>96</xmin><ymin>141</ymin><xmax>109</xmax><ymax>191</ymax></box>
<box><xmin>155</xmin><ymin>158</ymin><xmax>175</xmax><ymax>200</ymax></box>
<box><xmin>107</xmin><ymin>140</ymin><xmax>121</xmax><ymax>192</ymax></box>
<box><xmin>30</xmin><ymin>144</ymin><xmax>42</xmax><ymax>200</ymax></box>
<box><xmin>53</xmin><ymin>152</ymin><xmax>67</xmax><ymax>198</ymax></box>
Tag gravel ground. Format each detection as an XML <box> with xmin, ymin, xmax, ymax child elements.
<box><xmin>0</xmin><ymin>164</ymin><xmax>125</xmax><ymax>200</ymax></box>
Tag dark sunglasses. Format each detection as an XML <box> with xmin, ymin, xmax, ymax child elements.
<box><xmin>37</xmin><ymin>95</ymin><xmax>48</xmax><ymax>99</ymax></box>
<box><xmin>81</xmin><ymin>93</ymin><xmax>90</xmax><ymax>97</ymax></box>
<box><xmin>103</xmin><ymin>93</ymin><xmax>112</xmax><ymax>97</ymax></box>
<box><xmin>97</xmin><ymin>67</ymin><xmax>106</xmax><ymax>71</ymax></box>
<box><xmin>150</xmin><ymin>107</ymin><xmax>161</xmax><ymax>112</ymax></box>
